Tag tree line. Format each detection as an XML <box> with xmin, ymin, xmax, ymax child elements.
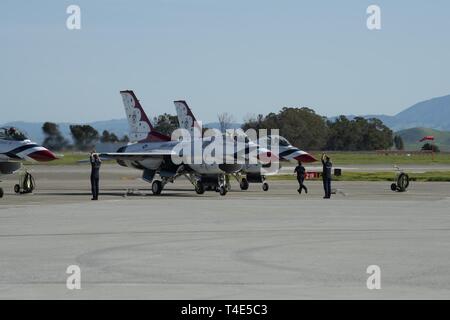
<box><xmin>242</xmin><ymin>107</ymin><xmax>401</xmax><ymax>151</ymax></box>
<box><xmin>141</xmin><ymin>108</ymin><xmax>400</xmax><ymax>152</ymax></box>
<box><xmin>42</xmin><ymin>107</ymin><xmax>407</xmax><ymax>152</ymax></box>
<box><xmin>42</xmin><ymin>122</ymin><xmax>129</xmax><ymax>151</ymax></box>
<box><xmin>42</xmin><ymin>115</ymin><xmax>180</xmax><ymax>151</ymax></box>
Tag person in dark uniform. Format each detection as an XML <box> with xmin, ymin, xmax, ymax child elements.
<box><xmin>321</xmin><ymin>153</ymin><xmax>332</xmax><ymax>199</ymax></box>
<box><xmin>90</xmin><ymin>150</ymin><xmax>101</xmax><ymax>200</ymax></box>
<box><xmin>294</xmin><ymin>161</ymin><xmax>308</xmax><ymax>194</ymax></box>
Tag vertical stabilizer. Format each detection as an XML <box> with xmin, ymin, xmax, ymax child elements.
<box><xmin>120</xmin><ymin>90</ymin><xmax>170</xmax><ymax>142</ymax></box>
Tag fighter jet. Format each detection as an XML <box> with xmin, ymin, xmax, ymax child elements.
<box><xmin>174</xmin><ymin>100</ymin><xmax>316</xmax><ymax>191</ymax></box>
<box><xmin>100</xmin><ymin>91</ymin><xmax>272</xmax><ymax>196</ymax></box>
<box><xmin>0</xmin><ymin>127</ymin><xmax>57</xmax><ymax>198</ymax></box>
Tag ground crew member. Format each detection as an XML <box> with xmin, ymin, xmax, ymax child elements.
<box><xmin>90</xmin><ymin>150</ymin><xmax>101</xmax><ymax>200</ymax></box>
<box><xmin>294</xmin><ymin>161</ymin><xmax>308</xmax><ymax>194</ymax></box>
<box><xmin>321</xmin><ymin>153</ymin><xmax>332</xmax><ymax>199</ymax></box>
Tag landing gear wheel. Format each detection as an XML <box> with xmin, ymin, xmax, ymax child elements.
<box><xmin>397</xmin><ymin>173</ymin><xmax>409</xmax><ymax>192</ymax></box>
<box><xmin>390</xmin><ymin>173</ymin><xmax>410</xmax><ymax>192</ymax></box>
<box><xmin>195</xmin><ymin>183</ymin><xmax>205</xmax><ymax>195</ymax></box>
<box><xmin>219</xmin><ymin>186</ymin><xmax>227</xmax><ymax>196</ymax></box>
<box><xmin>262</xmin><ymin>182</ymin><xmax>269</xmax><ymax>192</ymax></box>
<box><xmin>18</xmin><ymin>172</ymin><xmax>35</xmax><ymax>194</ymax></box>
<box><xmin>151</xmin><ymin>180</ymin><xmax>163</xmax><ymax>195</ymax></box>
<box><xmin>240</xmin><ymin>178</ymin><xmax>249</xmax><ymax>191</ymax></box>
<box><xmin>0</xmin><ymin>188</ymin><xmax>3</xmax><ymax>198</ymax></box>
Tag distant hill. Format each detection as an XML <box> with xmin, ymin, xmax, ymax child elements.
<box><xmin>396</xmin><ymin>127</ymin><xmax>450</xmax><ymax>151</ymax></box>
<box><xmin>334</xmin><ymin>94</ymin><xmax>450</xmax><ymax>131</ymax></box>
<box><xmin>386</xmin><ymin>94</ymin><xmax>450</xmax><ymax>130</ymax></box>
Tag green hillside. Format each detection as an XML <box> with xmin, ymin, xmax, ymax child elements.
<box><xmin>396</xmin><ymin>127</ymin><xmax>450</xmax><ymax>151</ymax></box>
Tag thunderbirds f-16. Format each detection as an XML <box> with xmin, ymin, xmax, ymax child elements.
<box><xmin>0</xmin><ymin>127</ymin><xmax>57</xmax><ymax>198</ymax></box>
<box><xmin>174</xmin><ymin>100</ymin><xmax>316</xmax><ymax>192</ymax></box>
<box><xmin>100</xmin><ymin>90</ymin><xmax>276</xmax><ymax>196</ymax></box>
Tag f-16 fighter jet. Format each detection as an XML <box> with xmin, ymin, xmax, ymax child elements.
<box><xmin>174</xmin><ymin>100</ymin><xmax>316</xmax><ymax>192</ymax></box>
<box><xmin>100</xmin><ymin>91</ymin><xmax>274</xmax><ymax>196</ymax></box>
<box><xmin>0</xmin><ymin>127</ymin><xmax>57</xmax><ymax>198</ymax></box>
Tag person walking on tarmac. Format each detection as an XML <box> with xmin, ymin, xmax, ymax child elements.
<box><xmin>294</xmin><ymin>161</ymin><xmax>308</xmax><ymax>194</ymax></box>
<box><xmin>90</xmin><ymin>150</ymin><xmax>101</xmax><ymax>200</ymax></box>
<box><xmin>321</xmin><ymin>153</ymin><xmax>332</xmax><ymax>199</ymax></box>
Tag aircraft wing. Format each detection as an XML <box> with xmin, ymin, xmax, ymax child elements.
<box><xmin>99</xmin><ymin>150</ymin><xmax>177</xmax><ymax>161</ymax></box>
<box><xmin>76</xmin><ymin>157</ymin><xmax>113</xmax><ymax>164</ymax></box>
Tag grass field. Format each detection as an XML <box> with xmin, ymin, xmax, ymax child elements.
<box><xmin>24</xmin><ymin>152</ymin><xmax>450</xmax><ymax>181</ymax></box>
<box><xmin>308</xmin><ymin>151</ymin><xmax>450</xmax><ymax>165</ymax></box>
<box><xmin>269</xmin><ymin>171</ymin><xmax>450</xmax><ymax>182</ymax></box>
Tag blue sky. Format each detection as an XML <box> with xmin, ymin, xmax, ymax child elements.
<box><xmin>1</xmin><ymin>0</ymin><xmax>449</xmax><ymax>123</ymax></box>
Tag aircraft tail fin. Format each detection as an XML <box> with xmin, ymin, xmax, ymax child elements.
<box><xmin>120</xmin><ymin>90</ymin><xmax>170</xmax><ymax>142</ymax></box>
<box><xmin>174</xmin><ymin>100</ymin><xmax>202</xmax><ymax>133</ymax></box>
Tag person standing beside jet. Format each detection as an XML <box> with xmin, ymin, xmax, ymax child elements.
<box><xmin>294</xmin><ymin>161</ymin><xmax>308</xmax><ymax>194</ymax></box>
<box><xmin>321</xmin><ymin>154</ymin><xmax>332</xmax><ymax>199</ymax></box>
<box><xmin>90</xmin><ymin>150</ymin><xmax>101</xmax><ymax>200</ymax></box>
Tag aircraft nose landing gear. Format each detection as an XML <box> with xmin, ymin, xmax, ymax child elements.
<box><xmin>219</xmin><ymin>186</ymin><xmax>227</xmax><ymax>196</ymax></box>
<box><xmin>217</xmin><ymin>174</ymin><xmax>229</xmax><ymax>196</ymax></box>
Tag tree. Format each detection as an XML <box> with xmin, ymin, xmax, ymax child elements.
<box><xmin>218</xmin><ymin>112</ymin><xmax>235</xmax><ymax>133</ymax></box>
<box><xmin>422</xmin><ymin>142</ymin><xmax>440</xmax><ymax>152</ymax></box>
<box><xmin>42</xmin><ymin>122</ymin><xmax>69</xmax><ymax>151</ymax></box>
<box><xmin>70</xmin><ymin>125</ymin><xmax>99</xmax><ymax>151</ymax></box>
<box><xmin>361</xmin><ymin>118</ymin><xmax>393</xmax><ymax>150</ymax></box>
<box><xmin>242</xmin><ymin>114</ymin><xmax>265</xmax><ymax>131</ymax></box>
<box><xmin>326</xmin><ymin>116</ymin><xmax>393</xmax><ymax>151</ymax></box>
<box><xmin>152</xmin><ymin>113</ymin><xmax>179</xmax><ymax>136</ymax></box>
<box><xmin>242</xmin><ymin>107</ymin><xmax>329</xmax><ymax>150</ymax></box>
<box><xmin>394</xmin><ymin>135</ymin><xmax>404</xmax><ymax>150</ymax></box>
<box><xmin>325</xmin><ymin>116</ymin><xmax>359</xmax><ymax>151</ymax></box>
<box><xmin>100</xmin><ymin>130</ymin><xmax>119</xmax><ymax>143</ymax></box>
<box><xmin>120</xmin><ymin>135</ymin><xmax>129</xmax><ymax>143</ymax></box>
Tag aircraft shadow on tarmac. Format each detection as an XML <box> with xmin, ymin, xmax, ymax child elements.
<box><xmin>36</xmin><ymin>188</ymin><xmax>217</xmax><ymax>198</ymax></box>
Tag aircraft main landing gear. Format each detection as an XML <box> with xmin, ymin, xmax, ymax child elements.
<box><xmin>0</xmin><ymin>187</ymin><xmax>3</xmax><ymax>198</ymax></box>
<box><xmin>195</xmin><ymin>182</ymin><xmax>205</xmax><ymax>194</ymax></box>
<box><xmin>150</xmin><ymin>174</ymin><xmax>177</xmax><ymax>195</ymax></box>
<box><xmin>151</xmin><ymin>180</ymin><xmax>163</xmax><ymax>195</ymax></box>
<box><xmin>240</xmin><ymin>177</ymin><xmax>249</xmax><ymax>190</ymax></box>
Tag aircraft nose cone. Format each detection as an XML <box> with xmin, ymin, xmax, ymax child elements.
<box><xmin>28</xmin><ymin>149</ymin><xmax>58</xmax><ymax>162</ymax></box>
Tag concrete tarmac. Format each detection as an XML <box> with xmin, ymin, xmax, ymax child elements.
<box><xmin>1</xmin><ymin>165</ymin><xmax>450</xmax><ymax>299</ymax></box>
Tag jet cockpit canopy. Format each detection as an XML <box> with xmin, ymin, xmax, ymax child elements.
<box><xmin>0</xmin><ymin>127</ymin><xmax>29</xmax><ymax>141</ymax></box>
